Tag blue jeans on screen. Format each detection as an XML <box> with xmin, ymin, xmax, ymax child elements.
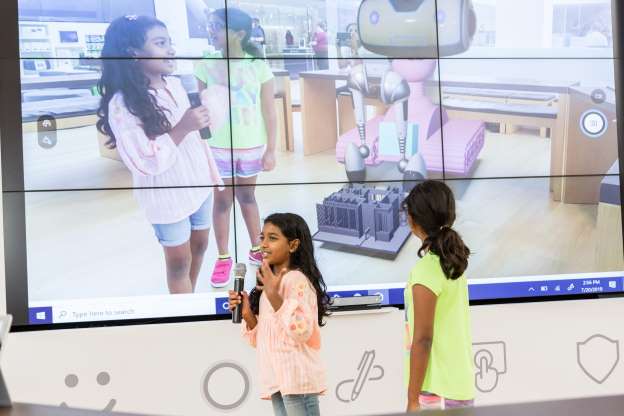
<box><xmin>271</xmin><ymin>392</ymin><xmax>320</xmax><ymax>416</ymax></box>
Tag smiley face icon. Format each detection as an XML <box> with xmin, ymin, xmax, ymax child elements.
<box><xmin>60</xmin><ymin>372</ymin><xmax>117</xmax><ymax>412</ymax></box>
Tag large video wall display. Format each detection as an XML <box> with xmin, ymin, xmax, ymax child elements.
<box><xmin>1</xmin><ymin>0</ymin><xmax>622</xmax><ymax>328</ymax></box>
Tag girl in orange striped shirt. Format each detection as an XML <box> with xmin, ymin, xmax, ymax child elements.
<box><xmin>229</xmin><ymin>213</ymin><xmax>329</xmax><ymax>416</ymax></box>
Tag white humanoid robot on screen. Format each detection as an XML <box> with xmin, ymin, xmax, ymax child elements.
<box><xmin>338</xmin><ymin>0</ymin><xmax>481</xmax><ymax>183</ymax></box>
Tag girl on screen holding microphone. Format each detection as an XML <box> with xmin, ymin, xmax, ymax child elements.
<box><xmin>96</xmin><ymin>16</ymin><xmax>224</xmax><ymax>294</ymax></box>
<box><xmin>402</xmin><ymin>181</ymin><xmax>474</xmax><ymax>411</ymax></box>
<box><xmin>228</xmin><ymin>213</ymin><xmax>329</xmax><ymax>416</ymax></box>
<box><xmin>195</xmin><ymin>8</ymin><xmax>278</xmax><ymax>289</ymax></box>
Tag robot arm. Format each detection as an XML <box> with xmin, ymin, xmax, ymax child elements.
<box><xmin>344</xmin><ymin>62</ymin><xmax>414</xmax><ymax>177</ymax></box>
<box><xmin>380</xmin><ymin>69</ymin><xmax>411</xmax><ymax>172</ymax></box>
<box><xmin>347</xmin><ymin>64</ymin><xmax>372</xmax><ymax>159</ymax></box>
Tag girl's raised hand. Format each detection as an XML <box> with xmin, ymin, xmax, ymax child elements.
<box><xmin>257</xmin><ymin>260</ymin><xmax>287</xmax><ymax>297</ymax></box>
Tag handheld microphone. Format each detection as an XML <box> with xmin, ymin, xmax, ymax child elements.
<box><xmin>180</xmin><ymin>74</ymin><xmax>211</xmax><ymax>140</ymax></box>
<box><xmin>232</xmin><ymin>263</ymin><xmax>247</xmax><ymax>324</ymax></box>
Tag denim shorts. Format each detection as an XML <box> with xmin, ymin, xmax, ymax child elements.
<box><xmin>271</xmin><ymin>392</ymin><xmax>320</xmax><ymax>416</ymax></box>
<box><xmin>152</xmin><ymin>194</ymin><xmax>213</xmax><ymax>247</ymax></box>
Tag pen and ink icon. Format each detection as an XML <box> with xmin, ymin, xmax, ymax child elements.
<box><xmin>336</xmin><ymin>350</ymin><xmax>385</xmax><ymax>403</ymax></box>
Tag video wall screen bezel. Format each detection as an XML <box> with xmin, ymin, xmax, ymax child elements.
<box><xmin>1</xmin><ymin>0</ymin><xmax>624</xmax><ymax>331</ymax></box>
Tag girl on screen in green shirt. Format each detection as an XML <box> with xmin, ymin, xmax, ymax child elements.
<box><xmin>195</xmin><ymin>8</ymin><xmax>277</xmax><ymax>288</ymax></box>
<box><xmin>402</xmin><ymin>180</ymin><xmax>475</xmax><ymax>411</ymax></box>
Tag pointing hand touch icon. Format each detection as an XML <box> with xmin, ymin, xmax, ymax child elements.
<box><xmin>336</xmin><ymin>350</ymin><xmax>384</xmax><ymax>403</ymax></box>
<box><xmin>473</xmin><ymin>341</ymin><xmax>507</xmax><ymax>393</ymax></box>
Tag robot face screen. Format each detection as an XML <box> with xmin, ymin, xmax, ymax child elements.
<box><xmin>358</xmin><ymin>0</ymin><xmax>476</xmax><ymax>58</ymax></box>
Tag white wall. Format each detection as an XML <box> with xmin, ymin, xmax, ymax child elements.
<box><xmin>495</xmin><ymin>0</ymin><xmax>553</xmax><ymax>48</ymax></box>
<box><xmin>1</xmin><ymin>298</ymin><xmax>623</xmax><ymax>415</ymax></box>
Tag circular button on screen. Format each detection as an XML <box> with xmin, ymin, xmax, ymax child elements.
<box><xmin>580</xmin><ymin>109</ymin><xmax>608</xmax><ymax>138</ymax></box>
<box><xmin>590</xmin><ymin>89</ymin><xmax>607</xmax><ymax>104</ymax></box>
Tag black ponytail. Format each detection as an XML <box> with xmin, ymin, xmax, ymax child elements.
<box><xmin>404</xmin><ymin>181</ymin><xmax>470</xmax><ymax>280</ymax></box>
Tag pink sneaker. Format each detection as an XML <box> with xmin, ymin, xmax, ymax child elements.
<box><xmin>248</xmin><ymin>250</ymin><xmax>263</xmax><ymax>266</ymax></box>
<box><xmin>210</xmin><ymin>257</ymin><xmax>233</xmax><ymax>288</ymax></box>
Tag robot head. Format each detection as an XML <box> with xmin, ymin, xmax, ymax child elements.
<box><xmin>357</xmin><ymin>0</ymin><xmax>477</xmax><ymax>58</ymax></box>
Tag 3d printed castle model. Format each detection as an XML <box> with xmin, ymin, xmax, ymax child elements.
<box><xmin>313</xmin><ymin>184</ymin><xmax>411</xmax><ymax>259</ymax></box>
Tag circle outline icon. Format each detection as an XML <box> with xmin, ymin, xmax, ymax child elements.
<box><xmin>201</xmin><ymin>361</ymin><xmax>250</xmax><ymax>411</ymax></box>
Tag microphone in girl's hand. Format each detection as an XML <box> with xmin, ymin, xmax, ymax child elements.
<box><xmin>232</xmin><ymin>263</ymin><xmax>247</xmax><ymax>324</ymax></box>
<box><xmin>180</xmin><ymin>74</ymin><xmax>211</xmax><ymax>140</ymax></box>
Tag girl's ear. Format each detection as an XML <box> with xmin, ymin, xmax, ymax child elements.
<box><xmin>289</xmin><ymin>239</ymin><xmax>300</xmax><ymax>254</ymax></box>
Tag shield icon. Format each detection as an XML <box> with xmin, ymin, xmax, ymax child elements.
<box><xmin>577</xmin><ymin>334</ymin><xmax>620</xmax><ymax>384</ymax></box>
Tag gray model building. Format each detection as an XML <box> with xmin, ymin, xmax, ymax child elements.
<box><xmin>313</xmin><ymin>184</ymin><xmax>411</xmax><ymax>259</ymax></box>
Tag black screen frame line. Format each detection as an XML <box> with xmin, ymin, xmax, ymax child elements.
<box><xmin>1</xmin><ymin>0</ymin><xmax>624</xmax><ymax>331</ymax></box>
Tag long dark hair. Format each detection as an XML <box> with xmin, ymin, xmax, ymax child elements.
<box><xmin>403</xmin><ymin>181</ymin><xmax>470</xmax><ymax>280</ymax></box>
<box><xmin>211</xmin><ymin>8</ymin><xmax>261</xmax><ymax>57</ymax></box>
<box><xmin>249</xmin><ymin>213</ymin><xmax>330</xmax><ymax>326</ymax></box>
<box><xmin>96</xmin><ymin>16</ymin><xmax>171</xmax><ymax>147</ymax></box>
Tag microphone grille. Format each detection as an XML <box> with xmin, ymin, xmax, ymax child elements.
<box><xmin>234</xmin><ymin>263</ymin><xmax>247</xmax><ymax>276</ymax></box>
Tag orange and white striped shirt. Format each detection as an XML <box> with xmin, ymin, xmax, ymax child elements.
<box><xmin>243</xmin><ymin>270</ymin><xmax>327</xmax><ymax>399</ymax></box>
